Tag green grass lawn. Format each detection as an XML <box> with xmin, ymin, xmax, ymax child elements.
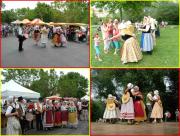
<box><xmin>90</xmin><ymin>25</ymin><xmax>179</xmax><ymax>68</ymax></box>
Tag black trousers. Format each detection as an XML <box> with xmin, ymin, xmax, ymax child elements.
<box><xmin>36</xmin><ymin>114</ymin><xmax>43</xmax><ymax>130</ymax></box>
<box><xmin>18</xmin><ymin>35</ymin><xmax>26</xmax><ymax>51</ymax></box>
<box><xmin>20</xmin><ymin>118</ymin><xmax>26</xmax><ymax>134</ymax></box>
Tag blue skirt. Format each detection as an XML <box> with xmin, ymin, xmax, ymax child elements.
<box><xmin>140</xmin><ymin>33</ymin><xmax>153</xmax><ymax>51</ymax></box>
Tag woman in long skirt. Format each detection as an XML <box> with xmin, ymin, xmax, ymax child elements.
<box><xmin>139</xmin><ymin>16</ymin><xmax>154</xmax><ymax>54</ymax></box>
<box><xmin>53</xmin><ymin>101</ymin><xmax>62</xmax><ymax>127</ymax></box>
<box><xmin>110</xmin><ymin>22</ymin><xmax>142</xmax><ymax>64</ymax></box>
<box><xmin>103</xmin><ymin>94</ymin><xmax>118</xmax><ymax>123</ymax></box>
<box><xmin>5</xmin><ymin>96</ymin><xmax>21</xmax><ymax>134</ymax></box>
<box><xmin>33</xmin><ymin>26</ymin><xmax>41</xmax><ymax>46</ymax></box>
<box><xmin>119</xmin><ymin>83</ymin><xmax>135</xmax><ymax>124</ymax></box>
<box><xmin>151</xmin><ymin>90</ymin><xmax>163</xmax><ymax>123</ymax></box>
<box><xmin>52</xmin><ymin>27</ymin><xmax>61</xmax><ymax>47</ymax></box>
<box><xmin>43</xmin><ymin>100</ymin><xmax>54</xmax><ymax>130</ymax></box>
<box><xmin>132</xmin><ymin>86</ymin><xmax>147</xmax><ymax>124</ymax></box>
<box><xmin>61</xmin><ymin>101</ymin><xmax>68</xmax><ymax>127</ymax></box>
<box><xmin>68</xmin><ymin>101</ymin><xmax>78</xmax><ymax>128</ymax></box>
<box><xmin>40</xmin><ymin>25</ymin><xmax>48</xmax><ymax>48</ymax></box>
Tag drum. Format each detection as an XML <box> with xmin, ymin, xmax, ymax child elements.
<box><xmin>25</xmin><ymin>113</ymin><xmax>34</xmax><ymax>121</ymax></box>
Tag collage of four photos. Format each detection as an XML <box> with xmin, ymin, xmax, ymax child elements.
<box><xmin>0</xmin><ymin>0</ymin><xmax>179</xmax><ymax>136</ymax></box>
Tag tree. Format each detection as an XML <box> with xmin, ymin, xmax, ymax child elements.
<box><xmin>34</xmin><ymin>2</ymin><xmax>54</xmax><ymax>22</ymax></box>
<box><xmin>91</xmin><ymin>1</ymin><xmax>153</xmax><ymax>22</ymax></box>
<box><xmin>57</xmin><ymin>72</ymin><xmax>88</xmax><ymax>98</ymax></box>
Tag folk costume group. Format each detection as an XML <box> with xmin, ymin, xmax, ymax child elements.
<box><xmin>3</xmin><ymin>96</ymin><xmax>88</xmax><ymax>135</ymax></box>
<box><xmin>94</xmin><ymin>16</ymin><xmax>159</xmax><ymax>64</ymax></box>
<box><xmin>16</xmin><ymin>24</ymin><xmax>87</xmax><ymax>52</ymax></box>
<box><xmin>103</xmin><ymin>83</ymin><xmax>163</xmax><ymax>125</ymax></box>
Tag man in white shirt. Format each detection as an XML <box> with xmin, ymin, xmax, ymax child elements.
<box><xmin>17</xmin><ymin>24</ymin><xmax>26</xmax><ymax>51</ymax></box>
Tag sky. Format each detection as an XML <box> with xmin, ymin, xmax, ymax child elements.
<box><xmin>53</xmin><ymin>69</ymin><xmax>90</xmax><ymax>80</ymax></box>
<box><xmin>3</xmin><ymin>1</ymin><xmax>52</xmax><ymax>10</ymax></box>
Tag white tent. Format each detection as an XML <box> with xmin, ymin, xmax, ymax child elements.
<box><xmin>81</xmin><ymin>95</ymin><xmax>89</xmax><ymax>101</ymax></box>
<box><xmin>2</xmin><ymin>80</ymin><xmax>40</xmax><ymax>99</ymax></box>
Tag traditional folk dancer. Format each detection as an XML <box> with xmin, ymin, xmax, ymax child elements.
<box><xmin>112</xmin><ymin>19</ymin><xmax>121</xmax><ymax>55</ymax></box>
<box><xmin>61</xmin><ymin>101</ymin><xmax>68</xmax><ymax>127</ymax></box>
<box><xmin>68</xmin><ymin>101</ymin><xmax>78</xmax><ymax>129</ymax></box>
<box><xmin>26</xmin><ymin>100</ymin><xmax>34</xmax><ymax>129</ymax></box>
<box><xmin>52</xmin><ymin>27</ymin><xmax>62</xmax><ymax>47</ymax></box>
<box><xmin>17</xmin><ymin>23</ymin><xmax>27</xmax><ymax>52</ymax></box>
<box><xmin>110</xmin><ymin>21</ymin><xmax>142</xmax><ymax>64</ymax></box>
<box><xmin>43</xmin><ymin>99</ymin><xmax>54</xmax><ymax>130</ymax></box>
<box><xmin>149</xmin><ymin>16</ymin><xmax>157</xmax><ymax>46</ymax></box>
<box><xmin>34</xmin><ymin>97</ymin><xmax>43</xmax><ymax>131</ymax></box>
<box><xmin>33</xmin><ymin>26</ymin><xmax>41</xmax><ymax>46</ymax></box>
<box><xmin>151</xmin><ymin>90</ymin><xmax>163</xmax><ymax>123</ymax></box>
<box><xmin>120</xmin><ymin>83</ymin><xmax>135</xmax><ymax>124</ymax></box>
<box><xmin>81</xmin><ymin>100</ymin><xmax>88</xmax><ymax>121</ymax></box>
<box><xmin>132</xmin><ymin>86</ymin><xmax>147</xmax><ymax>124</ymax></box>
<box><xmin>146</xmin><ymin>91</ymin><xmax>154</xmax><ymax>122</ymax></box>
<box><xmin>5</xmin><ymin>96</ymin><xmax>21</xmax><ymax>135</ymax></box>
<box><xmin>40</xmin><ymin>25</ymin><xmax>48</xmax><ymax>48</ymax></box>
<box><xmin>53</xmin><ymin>101</ymin><xmax>62</xmax><ymax>127</ymax></box>
<box><xmin>103</xmin><ymin>94</ymin><xmax>118</xmax><ymax>123</ymax></box>
<box><xmin>139</xmin><ymin>16</ymin><xmax>154</xmax><ymax>55</ymax></box>
<box><xmin>77</xmin><ymin>99</ymin><xmax>82</xmax><ymax>120</ymax></box>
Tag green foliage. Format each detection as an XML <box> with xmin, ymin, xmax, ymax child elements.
<box><xmin>91</xmin><ymin>1</ymin><xmax>178</xmax><ymax>24</ymax></box>
<box><xmin>58</xmin><ymin>72</ymin><xmax>88</xmax><ymax>98</ymax></box>
<box><xmin>2</xmin><ymin>1</ymin><xmax>88</xmax><ymax>24</ymax></box>
<box><xmin>92</xmin><ymin>100</ymin><xmax>105</xmax><ymax>122</ymax></box>
<box><xmin>2</xmin><ymin>69</ymin><xmax>88</xmax><ymax>99</ymax></box>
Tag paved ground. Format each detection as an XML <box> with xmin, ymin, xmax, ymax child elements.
<box><xmin>2</xmin><ymin>121</ymin><xmax>89</xmax><ymax>135</ymax></box>
<box><xmin>91</xmin><ymin>122</ymin><xmax>179</xmax><ymax>135</ymax></box>
<box><xmin>2</xmin><ymin>36</ymin><xmax>89</xmax><ymax>67</ymax></box>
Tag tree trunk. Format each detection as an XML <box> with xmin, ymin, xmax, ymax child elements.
<box><xmin>120</xmin><ymin>7</ymin><xmax>123</xmax><ymax>21</ymax></box>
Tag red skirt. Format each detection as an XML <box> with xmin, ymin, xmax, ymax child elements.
<box><xmin>54</xmin><ymin>111</ymin><xmax>62</xmax><ymax>126</ymax></box>
<box><xmin>134</xmin><ymin>100</ymin><xmax>146</xmax><ymax>121</ymax></box>
<box><xmin>46</xmin><ymin>110</ymin><xmax>53</xmax><ymax>124</ymax></box>
<box><xmin>61</xmin><ymin>110</ymin><xmax>68</xmax><ymax>121</ymax></box>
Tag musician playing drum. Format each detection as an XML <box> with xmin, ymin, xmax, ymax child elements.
<box><xmin>34</xmin><ymin>97</ymin><xmax>43</xmax><ymax>131</ymax></box>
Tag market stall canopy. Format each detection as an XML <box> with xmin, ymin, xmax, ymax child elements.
<box><xmin>11</xmin><ymin>20</ymin><xmax>21</xmax><ymax>24</ymax></box>
<box><xmin>21</xmin><ymin>19</ymin><xmax>31</xmax><ymax>24</ymax></box>
<box><xmin>2</xmin><ymin>80</ymin><xmax>40</xmax><ymax>99</ymax></box>
<box><xmin>31</xmin><ymin>18</ymin><xmax>46</xmax><ymax>25</ymax></box>
<box><xmin>81</xmin><ymin>95</ymin><xmax>89</xmax><ymax>101</ymax></box>
<box><xmin>46</xmin><ymin>95</ymin><xmax>62</xmax><ymax>100</ymax></box>
<box><xmin>47</xmin><ymin>22</ymin><xmax>88</xmax><ymax>26</ymax></box>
